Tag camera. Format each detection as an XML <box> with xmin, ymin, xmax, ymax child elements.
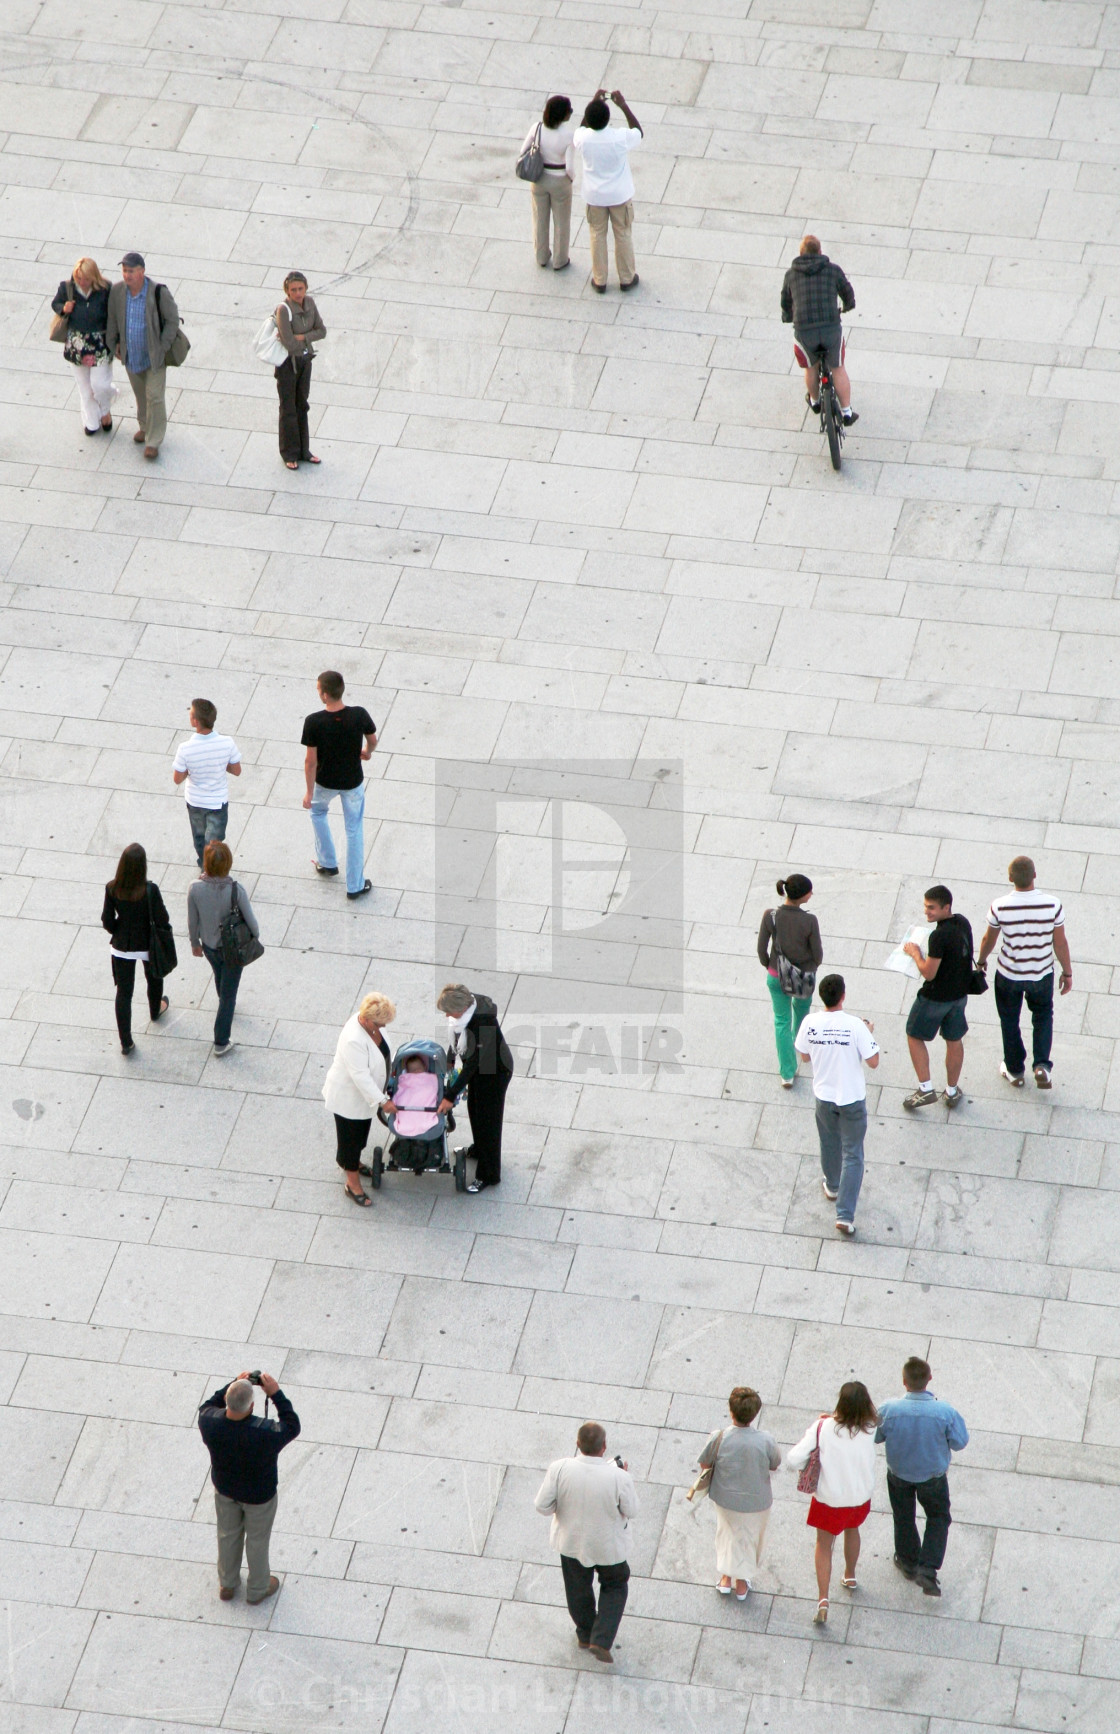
<box><xmin>247</xmin><ymin>1370</ymin><xmax>262</xmax><ymax>1386</ymax></box>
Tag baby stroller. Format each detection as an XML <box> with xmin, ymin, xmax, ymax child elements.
<box><xmin>370</xmin><ymin>1036</ymin><xmax>467</xmax><ymax>1192</ymax></box>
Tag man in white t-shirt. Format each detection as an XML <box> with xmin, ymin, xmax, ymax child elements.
<box><xmin>172</xmin><ymin>698</ymin><xmax>242</xmax><ymax>868</ymax></box>
<box><xmin>573</xmin><ymin>88</ymin><xmax>642</xmax><ymax>294</ymax></box>
<box><xmin>977</xmin><ymin>855</ymin><xmax>1071</xmax><ymax>1090</ymax></box>
<box><xmin>795</xmin><ymin>973</ymin><xmax>880</xmax><ymax>1236</ymax></box>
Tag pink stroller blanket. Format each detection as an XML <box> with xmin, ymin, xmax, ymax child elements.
<box><xmin>392</xmin><ymin>1070</ymin><xmax>441</xmax><ymax>1136</ymax></box>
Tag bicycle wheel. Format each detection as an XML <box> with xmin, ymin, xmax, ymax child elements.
<box><xmin>823</xmin><ymin>384</ymin><xmax>842</xmax><ymax>471</ymax></box>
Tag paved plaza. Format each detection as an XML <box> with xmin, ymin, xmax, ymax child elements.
<box><xmin>3</xmin><ymin>0</ymin><xmax>1120</xmax><ymax>1728</ymax></box>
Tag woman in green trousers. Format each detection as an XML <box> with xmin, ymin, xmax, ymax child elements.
<box><xmin>758</xmin><ymin>875</ymin><xmax>822</xmax><ymax>1087</ymax></box>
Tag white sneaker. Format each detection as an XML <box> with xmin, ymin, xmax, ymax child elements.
<box><xmin>999</xmin><ymin>1062</ymin><xmax>1024</xmax><ymax>1088</ymax></box>
<box><xmin>214</xmin><ymin>1042</ymin><xmax>236</xmax><ymax>1058</ymax></box>
<box><xmin>836</xmin><ymin>1220</ymin><xmax>855</xmax><ymax>1237</ymax></box>
<box><xmin>822</xmin><ymin>1179</ymin><xmax>838</xmax><ymax>1201</ymax></box>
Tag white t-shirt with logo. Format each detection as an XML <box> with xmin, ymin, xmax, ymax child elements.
<box><xmin>573</xmin><ymin>125</ymin><xmax>641</xmax><ymax>206</ymax></box>
<box><xmin>796</xmin><ymin>1011</ymin><xmax>879</xmax><ymax>1104</ymax></box>
<box><xmin>172</xmin><ymin>730</ymin><xmax>241</xmax><ymax>810</ymax></box>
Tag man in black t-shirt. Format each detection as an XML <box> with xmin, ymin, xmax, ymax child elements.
<box><xmin>301</xmin><ymin>670</ymin><xmax>377</xmax><ymax>899</ymax></box>
<box><xmin>901</xmin><ymin>885</ymin><xmax>973</xmax><ymax>1110</ymax></box>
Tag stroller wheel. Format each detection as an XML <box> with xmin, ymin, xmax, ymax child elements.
<box><xmin>454</xmin><ymin>1148</ymin><xmax>467</xmax><ymax>1192</ymax></box>
<box><xmin>371</xmin><ymin>1147</ymin><xmax>383</xmax><ymax>1190</ymax></box>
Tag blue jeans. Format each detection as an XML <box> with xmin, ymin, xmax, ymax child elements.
<box><xmin>994</xmin><ymin>970</ymin><xmax>1053</xmax><ymax>1075</ymax></box>
<box><xmin>187</xmin><ymin>803</ymin><xmax>228</xmax><ymax>869</ymax></box>
<box><xmin>202</xmin><ymin>943</ymin><xmax>242</xmax><ymax>1048</ymax></box>
<box><xmin>310</xmin><ymin>783</ymin><xmax>366</xmax><ymax>894</ymax></box>
<box><xmin>815</xmin><ymin>1097</ymin><xmax>866</xmax><ymax>1225</ymax></box>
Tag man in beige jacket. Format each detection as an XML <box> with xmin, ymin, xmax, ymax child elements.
<box><xmin>104</xmin><ymin>252</ymin><xmax>180</xmax><ymax>458</ymax></box>
<box><xmin>534</xmin><ymin>1420</ymin><xmax>638</xmax><ymax>1663</ymax></box>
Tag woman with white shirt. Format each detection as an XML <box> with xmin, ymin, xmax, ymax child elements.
<box><xmin>523</xmin><ymin>96</ymin><xmax>576</xmax><ymax>271</ymax></box>
<box><xmin>786</xmin><ymin>1380</ymin><xmax>878</xmax><ymax>1625</ymax></box>
<box><xmin>573</xmin><ymin>88</ymin><xmax>643</xmax><ymax>293</ymax></box>
<box><xmin>322</xmin><ymin>992</ymin><xmax>395</xmax><ymax>1206</ymax></box>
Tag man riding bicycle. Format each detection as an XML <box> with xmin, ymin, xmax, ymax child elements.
<box><xmin>781</xmin><ymin>236</ymin><xmax>857</xmax><ymax>427</ymax></box>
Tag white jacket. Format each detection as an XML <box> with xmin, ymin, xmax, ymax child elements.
<box><xmin>786</xmin><ymin>1416</ymin><xmax>876</xmax><ymax>1508</ymax></box>
<box><xmin>534</xmin><ymin>1451</ymin><xmax>638</xmax><ymax>1568</ymax></box>
<box><xmin>322</xmin><ymin>1014</ymin><xmax>388</xmax><ymax>1120</ymax></box>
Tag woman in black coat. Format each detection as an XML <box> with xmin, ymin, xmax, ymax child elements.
<box><xmin>51</xmin><ymin>256</ymin><xmax>117</xmax><ymax>435</ymax></box>
<box><xmin>437</xmin><ymin>983</ymin><xmax>513</xmax><ymax>1194</ymax></box>
<box><xmin>101</xmin><ymin>842</ymin><xmax>174</xmax><ymax>1055</ymax></box>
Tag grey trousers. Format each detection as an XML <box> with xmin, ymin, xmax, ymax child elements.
<box><xmin>215</xmin><ymin>1489</ymin><xmax>277</xmax><ymax>1599</ymax></box>
<box><xmin>126</xmin><ymin>362</ymin><xmax>168</xmax><ymax>448</ymax></box>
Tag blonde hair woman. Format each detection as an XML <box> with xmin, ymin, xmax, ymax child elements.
<box><xmin>51</xmin><ymin>257</ymin><xmax>117</xmax><ymax>435</ymax></box>
<box><xmin>322</xmin><ymin>992</ymin><xmax>397</xmax><ymax>1205</ymax></box>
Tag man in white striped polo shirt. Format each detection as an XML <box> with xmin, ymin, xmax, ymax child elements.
<box><xmin>172</xmin><ymin>699</ymin><xmax>242</xmax><ymax>868</ymax></box>
<box><xmin>977</xmin><ymin>856</ymin><xmax>1072</xmax><ymax>1090</ymax></box>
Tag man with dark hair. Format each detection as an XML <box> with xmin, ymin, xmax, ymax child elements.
<box><xmin>781</xmin><ymin>235</ymin><xmax>857</xmax><ymax>424</ymax></box>
<box><xmin>172</xmin><ymin>698</ymin><xmax>242</xmax><ymax>868</ymax></box>
<box><xmin>875</xmin><ymin>1359</ymin><xmax>969</xmax><ymax>1598</ymax></box>
<box><xmin>535</xmin><ymin>1422</ymin><xmax>638</xmax><ymax>1663</ymax></box>
<box><xmin>901</xmin><ymin>886</ymin><xmax>973</xmax><ymax>1110</ymax></box>
<box><xmin>573</xmin><ymin>88</ymin><xmax>643</xmax><ymax>293</ymax></box>
<box><xmin>198</xmin><ymin>1371</ymin><xmax>300</xmax><ymax>1604</ymax></box>
<box><xmin>978</xmin><ymin>856</ymin><xmax>1072</xmax><ymax>1089</ymax></box>
<box><xmin>301</xmin><ymin>671</ymin><xmax>377</xmax><ymax>899</ymax></box>
<box><xmin>795</xmin><ymin>974</ymin><xmax>879</xmax><ymax>1236</ymax></box>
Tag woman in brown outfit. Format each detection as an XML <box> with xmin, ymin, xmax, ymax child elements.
<box><xmin>275</xmin><ymin>272</ymin><xmax>326</xmax><ymax>469</ymax></box>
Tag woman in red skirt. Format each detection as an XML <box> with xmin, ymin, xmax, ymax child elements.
<box><xmin>787</xmin><ymin>1380</ymin><xmax>877</xmax><ymax>1624</ymax></box>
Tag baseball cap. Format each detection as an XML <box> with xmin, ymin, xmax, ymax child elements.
<box><xmin>119</xmin><ymin>251</ymin><xmax>146</xmax><ymax>268</ymax></box>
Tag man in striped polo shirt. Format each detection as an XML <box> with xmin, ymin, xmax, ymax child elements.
<box><xmin>172</xmin><ymin>699</ymin><xmax>242</xmax><ymax>868</ymax></box>
<box><xmin>977</xmin><ymin>856</ymin><xmax>1072</xmax><ymax>1090</ymax></box>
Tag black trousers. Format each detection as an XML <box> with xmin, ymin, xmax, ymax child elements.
<box><xmin>111</xmin><ymin>957</ymin><xmax>164</xmax><ymax>1045</ymax></box>
<box><xmin>466</xmin><ymin>1065</ymin><xmax>511</xmax><ymax>1185</ymax></box>
<box><xmin>560</xmin><ymin>1556</ymin><xmax>629</xmax><ymax>1650</ymax></box>
<box><xmin>275</xmin><ymin>355</ymin><xmax>312</xmax><ymax>461</ymax></box>
<box><xmin>334</xmin><ymin>1114</ymin><xmax>372</xmax><ymax>1172</ymax></box>
<box><xmin>888</xmin><ymin>1470</ymin><xmax>952</xmax><ymax>1574</ymax></box>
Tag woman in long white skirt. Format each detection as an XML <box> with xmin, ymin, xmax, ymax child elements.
<box><xmin>697</xmin><ymin>1387</ymin><xmax>782</xmax><ymax>1599</ymax></box>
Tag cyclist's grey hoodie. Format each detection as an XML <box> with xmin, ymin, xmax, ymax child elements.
<box><xmin>780</xmin><ymin>254</ymin><xmax>855</xmax><ymax>330</ymax></box>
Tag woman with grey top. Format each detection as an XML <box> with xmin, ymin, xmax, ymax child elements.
<box><xmin>275</xmin><ymin>271</ymin><xmax>326</xmax><ymax>470</ymax></box>
<box><xmin>187</xmin><ymin>840</ymin><xmax>260</xmax><ymax>1056</ymax></box>
<box><xmin>698</xmin><ymin>1386</ymin><xmax>781</xmax><ymax>1598</ymax></box>
<box><xmin>758</xmin><ymin>874</ymin><xmax>823</xmax><ymax>1088</ymax></box>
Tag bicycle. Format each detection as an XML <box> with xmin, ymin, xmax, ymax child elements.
<box><xmin>814</xmin><ymin>343</ymin><xmax>844</xmax><ymax>471</ymax></box>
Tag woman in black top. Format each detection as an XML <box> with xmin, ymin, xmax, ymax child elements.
<box><xmin>51</xmin><ymin>256</ymin><xmax>116</xmax><ymax>436</ymax></box>
<box><xmin>757</xmin><ymin>874</ymin><xmax>823</xmax><ymax>1088</ymax></box>
<box><xmin>437</xmin><ymin>983</ymin><xmax>514</xmax><ymax>1193</ymax></box>
<box><xmin>101</xmin><ymin>843</ymin><xmax>173</xmax><ymax>1055</ymax></box>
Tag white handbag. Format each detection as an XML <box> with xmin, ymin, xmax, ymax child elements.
<box><xmin>254</xmin><ymin>312</ymin><xmax>288</xmax><ymax>368</ymax></box>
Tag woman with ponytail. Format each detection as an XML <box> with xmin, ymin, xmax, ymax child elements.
<box><xmin>757</xmin><ymin>873</ymin><xmax>822</xmax><ymax>1087</ymax></box>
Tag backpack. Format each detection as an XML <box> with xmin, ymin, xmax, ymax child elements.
<box><xmin>218</xmin><ymin>881</ymin><xmax>264</xmax><ymax>969</ymax></box>
<box><xmin>155</xmin><ymin>283</ymin><xmax>191</xmax><ymax>367</ymax></box>
<box><xmin>516</xmin><ymin>123</ymin><xmax>544</xmax><ymax>182</ymax></box>
<box><xmin>769</xmin><ymin>909</ymin><xmax>816</xmax><ymax>999</ymax></box>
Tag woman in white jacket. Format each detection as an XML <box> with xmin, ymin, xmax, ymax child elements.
<box><xmin>322</xmin><ymin>992</ymin><xmax>395</xmax><ymax>1205</ymax></box>
<box><xmin>786</xmin><ymin>1380</ymin><xmax>877</xmax><ymax>1625</ymax></box>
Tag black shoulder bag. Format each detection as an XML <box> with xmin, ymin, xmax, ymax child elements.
<box><xmin>146</xmin><ymin>884</ymin><xmax>178</xmax><ymax>977</ymax></box>
<box><xmin>218</xmin><ymin>881</ymin><xmax>264</xmax><ymax>968</ymax></box>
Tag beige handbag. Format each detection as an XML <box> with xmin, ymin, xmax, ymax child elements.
<box><xmin>686</xmin><ymin>1429</ymin><xmax>724</xmax><ymax>1503</ymax></box>
<box><xmin>49</xmin><ymin>281</ymin><xmax>74</xmax><ymax>344</ymax></box>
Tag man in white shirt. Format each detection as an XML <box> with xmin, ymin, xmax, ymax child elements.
<box><xmin>977</xmin><ymin>855</ymin><xmax>1072</xmax><ymax>1089</ymax></box>
<box><xmin>795</xmin><ymin>973</ymin><xmax>880</xmax><ymax>1236</ymax></box>
<box><xmin>534</xmin><ymin>1421</ymin><xmax>638</xmax><ymax>1664</ymax></box>
<box><xmin>172</xmin><ymin>698</ymin><xmax>242</xmax><ymax>868</ymax></box>
<box><xmin>573</xmin><ymin>88</ymin><xmax>642</xmax><ymax>293</ymax></box>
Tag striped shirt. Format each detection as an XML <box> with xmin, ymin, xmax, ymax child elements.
<box><xmin>172</xmin><ymin>730</ymin><xmax>240</xmax><ymax>809</ymax></box>
<box><xmin>986</xmin><ymin>888</ymin><xmax>1064</xmax><ymax>982</ymax></box>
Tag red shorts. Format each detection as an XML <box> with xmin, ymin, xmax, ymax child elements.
<box><xmin>807</xmin><ymin>1497</ymin><xmax>870</xmax><ymax>1534</ymax></box>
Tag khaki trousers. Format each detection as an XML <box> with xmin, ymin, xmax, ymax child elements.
<box><xmin>126</xmin><ymin>362</ymin><xmax>168</xmax><ymax>448</ymax></box>
<box><xmin>586</xmin><ymin>201</ymin><xmax>635</xmax><ymax>287</ymax></box>
<box><xmin>532</xmin><ymin>174</ymin><xmax>572</xmax><ymax>268</ymax></box>
<box><xmin>215</xmin><ymin>1490</ymin><xmax>277</xmax><ymax>1600</ymax></box>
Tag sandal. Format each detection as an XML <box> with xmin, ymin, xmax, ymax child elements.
<box><xmin>306</xmin><ymin>454</ymin><xmax>321</xmax><ymax>464</ymax></box>
<box><xmin>842</xmin><ymin>1576</ymin><xmax>857</xmax><ymax>1590</ymax></box>
<box><xmin>813</xmin><ymin>1598</ymin><xmax>829</xmax><ymax>1625</ymax></box>
<box><xmin>284</xmin><ymin>460</ymin><xmax>298</xmax><ymax>470</ymax></box>
<box><xmin>344</xmin><ymin>1185</ymin><xmax>371</xmax><ymax>1207</ymax></box>
<box><xmin>718</xmin><ymin>1578</ymin><xmax>732</xmax><ymax>1596</ymax></box>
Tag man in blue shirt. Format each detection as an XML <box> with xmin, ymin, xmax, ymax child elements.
<box><xmin>105</xmin><ymin>251</ymin><xmax>180</xmax><ymax>459</ymax></box>
<box><xmin>875</xmin><ymin>1355</ymin><xmax>969</xmax><ymax>1597</ymax></box>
